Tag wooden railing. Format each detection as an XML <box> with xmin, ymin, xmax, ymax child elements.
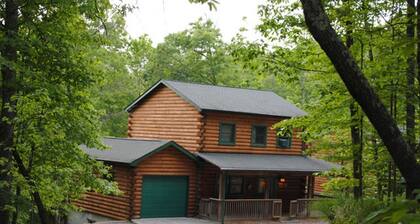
<box><xmin>289</xmin><ymin>198</ymin><xmax>323</xmax><ymax>218</ymax></box>
<box><xmin>199</xmin><ymin>198</ymin><xmax>282</xmax><ymax>221</ymax></box>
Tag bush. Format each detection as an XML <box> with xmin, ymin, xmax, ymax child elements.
<box><xmin>312</xmin><ymin>194</ymin><xmax>385</xmax><ymax>224</ymax></box>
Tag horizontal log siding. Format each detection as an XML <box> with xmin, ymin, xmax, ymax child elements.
<box><xmin>132</xmin><ymin>147</ymin><xmax>197</xmax><ymax>219</ymax></box>
<box><xmin>75</xmin><ymin>165</ymin><xmax>133</xmax><ymax>220</ymax></box>
<box><xmin>314</xmin><ymin>176</ymin><xmax>328</xmax><ymax>194</ymax></box>
<box><xmin>128</xmin><ymin>85</ymin><xmax>202</xmax><ymax>152</ymax></box>
<box><xmin>202</xmin><ymin>112</ymin><xmax>303</xmax><ymax>155</ymax></box>
<box><xmin>200</xmin><ymin>163</ymin><xmax>220</xmax><ymax>198</ymax></box>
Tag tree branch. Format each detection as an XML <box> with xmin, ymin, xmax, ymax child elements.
<box><xmin>12</xmin><ymin>149</ymin><xmax>49</xmax><ymax>224</ymax></box>
<box><xmin>299</xmin><ymin>0</ymin><xmax>420</xmax><ymax>193</ymax></box>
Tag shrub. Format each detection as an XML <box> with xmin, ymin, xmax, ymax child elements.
<box><xmin>312</xmin><ymin>194</ymin><xmax>385</xmax><ymax>224</ymax></box>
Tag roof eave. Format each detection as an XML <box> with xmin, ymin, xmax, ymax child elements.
<box><xmin>124</xmin><ymin>80</ymin><xmax>163</xmax><ymax>112</ymax></box>
<box><xmin>129</xmin><ymin>141</ymin><xmax>197</xmax><ymax>167</ymax></box>
<box><xmin>200</xmin><ymin>108</ymin><xmax>304</xmax><ymax>119</ymax></box>
<box><xmin>124</xmin><ymin>79</ymin><xmax>203</xmax><ymax>113</ymax></box>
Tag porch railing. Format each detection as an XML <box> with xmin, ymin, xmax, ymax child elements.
<box><xmin>199</xmin><ymin>198</ymin><xmax>282</xmax><ymax>221</ymax></box>
<box><xmin>289</xmin><ymin>198</ymin><xmax>323</xmax><ymax>218</ymax></box>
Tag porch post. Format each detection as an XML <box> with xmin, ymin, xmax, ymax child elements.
<box><xmin>307</xmin><ymin>175</ymin><xmax>314</xmax><ymax>198</ymax></box>
<box><xmin>264</xmin><ymin>177</ymin><xmax>270</xmax><ymax>199</ymax></box>
<box><xmin>218</xmin><ymin>171</ymin><xmax>226</xmax><ymax>223</ymax></box>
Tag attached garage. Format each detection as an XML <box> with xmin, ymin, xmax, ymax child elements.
<box><xmin>80</xmin><ymin>137</ymin><xmax>198</xmax><ymax>220</ymax></box>
<box><xmin>141</xmin><ymin>176</ymin><xmax>188</xmax><ymax>218</ymax></box>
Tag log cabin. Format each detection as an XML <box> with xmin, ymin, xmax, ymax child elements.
<box><xmin>73</xmin><ymin>80</ymin><xmax>337</xmax><ymax>222</ymax></box>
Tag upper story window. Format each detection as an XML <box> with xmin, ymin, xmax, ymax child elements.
<box><xmin>277</xmin><ymin>136</ymin><xmax>292</xmax><ymax>148</ymax></box>
<box><xmin>251</xmin><ymin>125</ymin><xmax>267</xmax><ymax>147</ymax></box>
<box><xmin>219</xmin><ymin>123</ymin><xmax>236</xmax><ymax>145</ymax></box>
<box><xmin>277</xmin><ymin>127</ymin><xmax>293</xmax><ymax>148</ymax></box>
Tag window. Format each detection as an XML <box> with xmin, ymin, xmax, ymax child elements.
<box><xmin>219</xmin><ymin>123</ymin><xmax>236</xmax><ymax>145</ymax></box>
<box><xmin>277</xmin><ymin>128</ymin><xmax>292</xmax><ymax>148</ymax></box>
<box><xmin>277</xmin><ymin>136</ymin><xmax>292</xmax><ymax>148</ymax></box>
<box><xmin>251</xmin><ymin>125</ymin><xmax>267</xmax><ymax>147</ymax></box>
<box><xmin>228</xmin><ymin>176</ymin><xmax>243</xmax><ymax>194</ymax></box>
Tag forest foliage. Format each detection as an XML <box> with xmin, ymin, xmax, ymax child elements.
<box><xmin>1</xmin><ymin>0</ymin><xmax>420</xmax><ymax>223</ymax></box>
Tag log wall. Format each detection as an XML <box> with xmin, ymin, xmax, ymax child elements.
<box><xmin>74</xmin><ymin>164</ymin><xmax>133</xmax><ymax>220</ymax></box>
<box><xmin>131</xmin><ymin>147</ymin><xmax>198</xmax><ymax>219</ymax></box>
<box><xmin>314</xmin><ymin>176</ymin><xmax>328</xmax><ymax>194</ymax></box>
<box><xmin>200</xmin><ymin>163</ymin><xmax>220</xmax><ymax>199</ymax></box>
<box><xmin>201</xmin><ymin>111</ymin><xmax>303</xmax><ymax>155</ymax></box>
<box><xmin>128</xmin><ymin>85</ymin><xmax>202</xmax><ymax>152</ymax></box>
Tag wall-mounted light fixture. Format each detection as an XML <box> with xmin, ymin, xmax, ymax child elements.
<box><xmin>278</xmin><ymin>177</ymin><xmax>287</xmax><ymax>189</ymax></box>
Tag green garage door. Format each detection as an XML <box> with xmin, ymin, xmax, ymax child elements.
<box><xmin>141</xmin><ymin>176</ymin><xmax>188</xmax><ymax>218</ymax></box>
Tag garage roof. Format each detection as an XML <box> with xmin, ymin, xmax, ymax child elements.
<box><xmin>125</xmin><ymin>80</ymin><xmax>307</xmax><ymax>117</ymax></box>
<box><xmin>196</xmin><ymin>152</ymin><xmax>338</xmax><ymax>173</ymax></box>
<box><xmin>82</xmin><ymin>137</ymin><xmax>196</xmax><ymax>166</ymax></box>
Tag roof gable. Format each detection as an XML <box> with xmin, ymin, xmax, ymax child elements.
<box><xmin>82</xmin><ymin>137</ymin><xmax>197</xmax><ymax>167</ymax></box>
<box><xmin>125</xmin><ymin>80</ymin><xmax>307</xmax><ymax>117</ymax></box>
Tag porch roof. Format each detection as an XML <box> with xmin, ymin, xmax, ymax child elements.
<box><xmin>196</xmin><ymin>152</ymin><xmax>339</xmax><ymax>173</ymax></box>
<box><xmin>81</xmin><ymin>137</ymin><xmax>197</xmax><ymax>166</ymax></box>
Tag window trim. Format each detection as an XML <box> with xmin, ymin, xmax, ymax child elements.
<box><xmin>251</xmin><ymin>124</ymin><xmax>267</xmax><ymax>147</ymax></box>
<box><xmin>218</xmin><ymin>122</ymin><xmax>236</xmax><ymax>146</ymax></box>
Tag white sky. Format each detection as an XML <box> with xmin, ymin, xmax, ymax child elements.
<box><xmin>119</xmin><ymin>0</ymin><xmax>264</xmax><ymax>44</ymax></box>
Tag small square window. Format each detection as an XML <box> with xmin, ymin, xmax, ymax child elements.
<box><xmin>277</xmin><ymin>136</ymin><xmax>292</xmax><ymax>148</ymax></box>
<box><xmin>219</xmin><ymin>123</ymin><xmax>236</xmax><ymax>145</ymax></box>
<box><xmin>251</xmin><ymin>125</ymin><xmax>267</xmax><ymax>147</ymax></box>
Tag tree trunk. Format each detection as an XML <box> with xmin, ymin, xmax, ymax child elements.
<box><xmin>11</xmin><ymin>186</ymin><xmax>20</xmax><ymax>224</ymax></box>
<box><xmin>350</xmin><ymin>102</ymin><xmax>363</xmax><ymax>199</ymax></box>
<box><xmin>417</xmin><ymin>0</ymin><xmax>420</xmax><ymax>155</ymax></box>
<box><xmin>406</xmin><ymin>0</ymin><xmax>416</xmax><ymax>158</ymax></box>
<box><xmin>406</xmin><ymin>0</ymin><xmax>417</xmax><ymax>199</ymax></box>
<box><xmin>12</xmin><ymin>149</ymin><xmax>49</xmax><ymax>224</ymax></box>
<box><xmin>344</xmin><ymin>4</ymin><xmax>363</xmax><ymax>199</ymax></box>
<box><xmin>299</xmin><ymin>0</ymin><xmax>420</xmax><ymax>198</ymax></box>
<box><xmin>372</xmin><ymin>138</ymin><xmax>383</xmax><ymax>200</ymax></box>
<box><xmin>0</xmin><ymin>0</ymin><xmax>19</xmax><ymax>222</ymax></box>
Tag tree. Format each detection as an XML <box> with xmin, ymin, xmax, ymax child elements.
<box><xmin>145</xmin><ymin>19</ymin><xmax>228</xmax><ymax>85</ymax></box>
<box><xmin>0</xmin><ymin>1</ymin><xmax>123</xmax><ymax>223</ymax></box>
<box><xmin>0</xmin><ymin>1</ymin><xmax>18</xmax><ymax>222</ymax></box>
<box><xmin>298</xmin><ymin>0</ymin><xmax>420</xmax><ymax>197</ymax></box>
<box><xmin>256</xmin><ymin>0</ymin><xmax>417</xmax><ymax>200</ymax></box>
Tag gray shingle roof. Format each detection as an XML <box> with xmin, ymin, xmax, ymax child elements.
<box><xmin>81</xmin><ymin>137</ymin><xmax>196</xmax><ymax>166</ymax></box>
<box><xmin>125</xmin><ymin>80</ymin><xmax>307</xmax><ymax>117</ymax></box>
<box><xmin>196</xmin><ymin>152</ymin><xmax>339</xmax><ymax>172</ymax></box>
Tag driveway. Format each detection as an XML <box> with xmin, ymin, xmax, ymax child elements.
<box><xmin>132</xmin><ymin>218</ymin><xmax>216</xmax><ymax>224</ymax></box>
<box><xmin>131</xmin><ymin>217</ymin><xmax>327</xmax><ymax>224</ymax></box>
<box><xmin>96</xmin><ymin>217</ymin><xmax>328</xmax><ymax>224</ymax></box>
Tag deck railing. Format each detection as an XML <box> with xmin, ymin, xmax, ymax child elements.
<box><xmin>198</xmin><ymin>198</ymin><xmax>282</xmax><ymax>221</ymax></box>
<box><xmin>289</xmin><ymin>198</ymin><xmax>323</xmax><ymax>218</ymax></box>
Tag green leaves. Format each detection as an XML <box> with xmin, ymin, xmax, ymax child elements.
<box><xmin>1</xmin><ymin>0</ymin><xmax>130</xmax><ymax>221</ymax></box>
<box><xmin>189</xmin><ymin>0</ymin><xmax>219</xmax><ymax>11</ymax></box>
<box><xmin>362</xmin><ymin>200</ymin><xmax>420</xmax><ymax>224</ymax></box>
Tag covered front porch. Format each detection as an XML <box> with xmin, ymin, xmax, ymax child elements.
<box><xmin>196</xmin><ymin>153</ymin><xmax>337</xmax><ymax>221</ymax></box>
